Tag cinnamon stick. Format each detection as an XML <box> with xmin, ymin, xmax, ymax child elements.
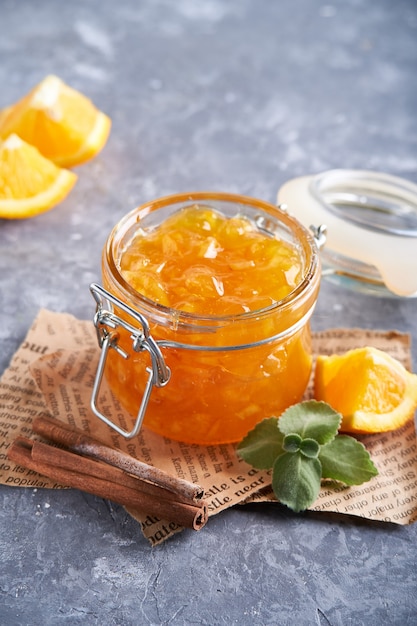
<box><xmin>8</xmin><ymin>438</ymin><xmax>208</xmax><ymax>531</ymax></box>
<box><xmin>31</xmin><ymin>440</ymin><xmax>188</xmax><ymax>504</ymax></box>
<box><xmin>32</xmin><ymin>415</ymin><xmax>204</xmax><ymax>504</ymax></box>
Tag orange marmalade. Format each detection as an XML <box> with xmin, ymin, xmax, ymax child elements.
<box><xmin>99</xmin><ymin>192</ymin><xmax>321</xmax><ymax>444</ymax></box>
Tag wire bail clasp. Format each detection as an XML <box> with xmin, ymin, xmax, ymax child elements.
<box><xmin>310</xmin><ymin>223</ymin><xmax>327</xmax><ymax>249</ymax></box>
<box><xmin>89</xmin><ymin>283</ymin><xmax>171</xmax><ymax>439</ymax></box>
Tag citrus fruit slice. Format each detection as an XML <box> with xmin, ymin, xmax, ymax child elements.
<box><xmin>0</xmin><ymin>106</ymin><xmax>11</xmax><ymax>126</ymax></box>
<box><xmin>0</xmin><ymin>75</ymin><xmax>111</xmax><ymax>168</ymax></box>
<box><xmin>314</xmin><ymin>346</ymin><xmax>417</xmax><ymax>434</ymax></box>
<box><xmin>0</xmin><ymin>134</ymin><xmax>77</xmax><ymax>219</ymax></box>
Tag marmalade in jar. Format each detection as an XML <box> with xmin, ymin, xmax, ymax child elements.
<box><xmin>100</xmin><ymin>192</ymin><xmax>320</xmax><ymax>444</ymax></box>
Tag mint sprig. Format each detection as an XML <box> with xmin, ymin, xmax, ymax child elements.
<box><xmin>236</xmin><ymin>400</ymin><xmax>378</xmax><ymax>513</ymax></box>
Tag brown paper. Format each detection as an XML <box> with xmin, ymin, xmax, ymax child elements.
<box><xmin>1</xmin><ymin>310</ymin><xmax>417</xmax><ymax>546</ymax></box>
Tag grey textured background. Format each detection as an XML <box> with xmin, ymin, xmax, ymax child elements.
<box><xmin>1</xmin><ymin>0</ymin><xmax>417</xmax><ymax>624</ymax></box>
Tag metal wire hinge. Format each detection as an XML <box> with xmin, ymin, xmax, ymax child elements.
<box><xmin>310</xmin><ymin>223</ymin><xmax>327</xmax><ymax>249</ymax></box>
<box><xmin>90</xmin><ymin>283</ymin><xmax>171</xmax><ymax>439</ymax></box>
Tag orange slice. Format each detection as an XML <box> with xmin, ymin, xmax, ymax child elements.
<box><xmin>314</xmin><ymin>346</ymin><xmax>417</xmax><ymax>434</ymax></box>
<box><xmin>0</xmin><ymin>106</ymin><xmax>11</xmax><ymax>126</ymax></box>
<box><xmin>0</xmin><ymin>75</ymin><xmax>111</xmax><ymax>168</ymax></box>
<box><xmin>0</xmin><ymin>134</ymin><xmax>77</xmax><ymax>219</ymax></box>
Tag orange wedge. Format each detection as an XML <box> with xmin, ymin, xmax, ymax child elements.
<box><xmin>0</xmin><ymin>106</ymin><xmax>11</xmax><ymax>126</ymax></box>
<box><xmin>0</xmin><ymin>134</ymin><xmax>77</xmax><ymax>219</ymax></box>
<box><xmin>0</xmin><ymin>75</ymin><xmax>111</xmax><ymax>168</ymax></box>
<box><xmin>314</xmin><ymin>346</ymin><xmax>417</xmax><ymax>434</ymax></box>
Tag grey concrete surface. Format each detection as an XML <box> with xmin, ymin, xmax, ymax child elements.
<box><xmin>1</xmin><ymin>0</ymin><xmax>417</xmax><ymax>624</ymax></box>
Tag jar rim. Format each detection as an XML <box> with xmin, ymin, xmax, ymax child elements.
<box><xmin>104</xmin><ymin>191</ymin><xmax>321</xmax><ymax>325</ymax></box>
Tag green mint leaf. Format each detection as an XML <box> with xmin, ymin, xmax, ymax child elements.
<box><xmin>299</xmin><ymin>438</ymin><xmax>320</xmax><ymax>459</ymax></box>
<box><xmin>283</xmin><ymin>434</ymin><xmax>320</xmax><ymax>458</ymax></box>
<box><xmin>237</xmin><ymin>400</ymin><xmax>378</xmax><ymax>515</ymax></box>
<box><xmin>283</xmin><ymin>433</ymin><xmax>302</xmax><ymax>452</ymax></box>
<box><xmin>237</xmin><ymin>417</ymin><xmax>284</xmax><ymax>470</ymax></box>
<box><xmin>278</xmin><ymin>400</ymin><xmax>341</xmax><ymax>445</ymax></box>
<box><xmin>319</xmin><ymin>435</ymin><xmax>379</xmax><ymax>486</ymax></box>
<box><xmin>272</xmin><ymin>452</ymin><xmax>322</xmax><ymax>512</ymax></box>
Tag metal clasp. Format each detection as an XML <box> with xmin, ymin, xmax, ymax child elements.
<box><xmin>278</xmin><ymin>202</ymin><xmax>327</xmax><ymax>251</ymax></box>
<box><xmin>89</xmin><ymin>283</ymin><xmax>171</xmax><ymax>439</ymax></box>
<box><xmin>310</xmin><ymin>223</ymin><xmax>327</xmax><ymax>249</ymax></box>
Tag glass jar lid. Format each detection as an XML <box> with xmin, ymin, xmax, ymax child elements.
<box><xmin>277</xmin><ymin>169</ymin><xmax>417</xmax><ymax>297</ymax></box>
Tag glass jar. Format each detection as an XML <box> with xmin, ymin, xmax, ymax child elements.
<box><xmin>278</xmin><ymin>169</ymin><xmax>417</xmax><ymax>298</ymax></box>
<box><xmin>90</xmin><ymin>192</ymin><xmax>321</xmax><ymax>445</ymax></box>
